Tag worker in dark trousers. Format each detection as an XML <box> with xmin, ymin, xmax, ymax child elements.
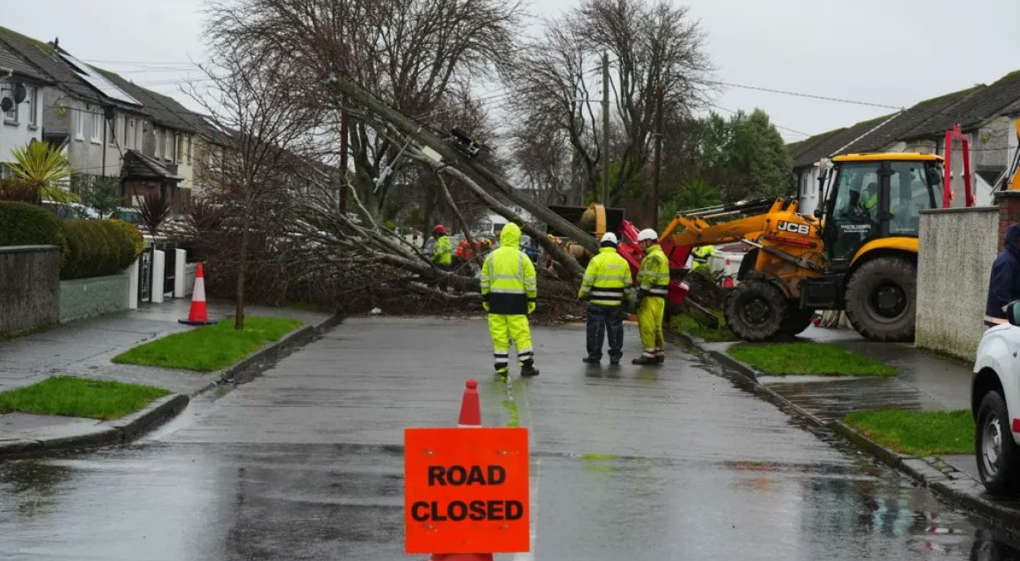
<box><xmin>986</xmin><ymin>224</ymin><xmax>1020</xmax><ymax>327</ymax></box>
<box><xmin>578</xmin><ymin>233</ymin><xmax>633</xmax><ymax>365</ymax></box>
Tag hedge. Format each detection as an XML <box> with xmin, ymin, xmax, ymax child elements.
<box><xmin>0</xmin><ymin>201</ymin><xmax>67</xmax><ymax>260</ymax></box>
<box><xmin>61</xmin><ymin>219</ymin><xmax>144</xmax><ymax>280</ymax></box>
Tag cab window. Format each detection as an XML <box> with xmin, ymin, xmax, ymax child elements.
<box><xmin>889</xmin><ymin>161</ymin><xmax>936</xmax><ymax>236</ymax></box>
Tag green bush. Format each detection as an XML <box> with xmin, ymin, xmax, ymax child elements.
<box><xmin>60</xmin><ymin>219</ymin><xmax>144</xmax><ymax>280</ymax></box>
<box><xmin>0</xmin><ymin>201</ymin><xmax>67</xmax><ymax>259</ymax></box>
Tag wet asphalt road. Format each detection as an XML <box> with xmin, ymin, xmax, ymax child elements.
<box><xmin>2</xmin><ymin>317</ymin><xmax>1020</xmax><ymax>560</ymax></box>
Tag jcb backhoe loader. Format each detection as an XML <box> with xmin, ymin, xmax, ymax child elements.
<box><xmin>660</xmin><ymin>153</ymin><xmax>947</xmax><ymax>342</ymax></box>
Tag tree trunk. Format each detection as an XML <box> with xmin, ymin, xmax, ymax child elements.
<box><xmin>235</xmin><ymin>206</ymin><xmax>251</xmax><ymax>331</ymax></box>
<box><xmin>328</xmin><ymin>72</ymin><xmax>598</xmax><ymax>254</ymax></box>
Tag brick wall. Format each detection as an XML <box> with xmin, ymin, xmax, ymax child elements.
<box><xmin>998</xmin><ymin>191</ymin><xmax>1020</xmax><ymax>250</ymax></box>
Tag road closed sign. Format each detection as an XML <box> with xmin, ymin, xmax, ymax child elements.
<box><xmin>404</xmin><ymin>427</ymin><xmax>529</xmax><ymax>554</ymax></box>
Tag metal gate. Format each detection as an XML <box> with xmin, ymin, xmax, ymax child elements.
<box><xmin>138</xmin><ymin>247</ymin><xmax>153</xmax><ymax>303</ymax></box>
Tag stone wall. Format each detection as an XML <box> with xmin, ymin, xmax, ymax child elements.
<box><xmin>915</xmin><ymin>207</ymin><xmax>998</xmax><ymax>361</ymax></box>
<box><xmin>59</xmin><ymin>273</ymin><xmax>131</xmax><ymax>323</ymax></box>
<box><xmin>0</xmin><ymin>245</ymin><xmax>60</xmax><ymax>338</ymax></box>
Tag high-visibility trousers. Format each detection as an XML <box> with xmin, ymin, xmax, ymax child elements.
<box><xmin>488</xmin><ymin>314</ymin><xmax>534</xmax><ymax>374</ymax></box>
<box><xmin>637</xmin><ymin>297</ymin><xmax>665</xmax><ymax>358</ymax></box>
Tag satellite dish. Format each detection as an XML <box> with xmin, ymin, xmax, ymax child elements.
<box><xmin>0</xmin><ymin>97</ymin><xmax>13</xmax><ymax>113</ymax></box>
<box><xmin>13</xmin><ymin>83</ymin><xmax>27</xmax><ymax>104</ymax></box>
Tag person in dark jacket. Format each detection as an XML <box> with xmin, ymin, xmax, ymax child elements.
<box><xmin>985</xmin><ymin>224</ymin><xmax>1020</xmax><ymax>327</ymax></box>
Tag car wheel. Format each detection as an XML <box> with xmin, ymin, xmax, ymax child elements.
<box><xmin>976</xmin><ymin>391</ymin><xmax>1020</xmax><ymax>496</ymax></box>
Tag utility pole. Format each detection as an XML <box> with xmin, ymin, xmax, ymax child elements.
<box><xmin>651</xmin><ymin>82</ymin><xmax>664</xmax><ymax>229</ymax></box>
<box><xmin>601</xmin><ymin>52</ymin><xmax>610</xmax><ymax>206</ymax></box>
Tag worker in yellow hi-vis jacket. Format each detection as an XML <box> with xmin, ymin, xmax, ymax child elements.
<box><xmin>633</xmin><ymin>228</ymin><xmax>669</xmax><ymax>365</ymax></box>
<box><xmin>480</xmin><ymin>223</ymin><xmax>539</xmax><ymax>379</ymax></box>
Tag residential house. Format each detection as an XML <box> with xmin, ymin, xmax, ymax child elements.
<box><xmin>95</xmin><ymin>69</ymin><xmax>206</xmax><ymax>211</ymax></box>
<box><xmin>790</xmin><ymin>71</ymin><xmax>1020</xmax><ymax>214</ymax></box>
<box><xmin>0</xmin><ymin>27</ymin><xmax>151</xmax><ymax>196</ymax></box>
<box><xmin>0</xmin><ymin>39</ymin><xmax>51</xmax><ymax>175</ymax></box>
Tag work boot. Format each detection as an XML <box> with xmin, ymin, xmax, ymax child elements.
<box><xmin>610</xmin><ymin>358</ymin><xmax>621</xmax><ymax>366</ymax></box>
<box><xmin>631</xmin><ymin>355</ymin><xmax>657</xmax><ymax>366</ymax></box>
<box><xmin>521</xmin><ymin>363</ymin><xmax>540</xmax><ymax>377</ymax></box>
<box><xmin>582</xmin><ymin>356</ymin><xmax>601</xmax><ymax>364</ymax></box>
<box><xmin>495</xmin><ymin>370</ymin><xmax>509</xmax><ymax>380</ymax></box>
<box><xmin>655</xmin><ymin>355</ymin><xmax>664</xmax><ymax>365</ymax></box>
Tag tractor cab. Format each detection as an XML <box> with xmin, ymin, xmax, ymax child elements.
<box><xmin>818</xmin><ymin>154</ymin><xmax>944</xmax><ymax>267</ymax></box>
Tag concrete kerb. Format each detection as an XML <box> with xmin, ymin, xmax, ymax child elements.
<box><xmin>677</xmin><ymin>329</ymin><xmax>1020</xmax><ymax>531</ymax></box>
<box><xmin>0</xmin><ymin>313</ymin><xmax>343</xmax><ymax>462</ymax></box>
<box><xmin>0</xmin><ymin>394</ymin><xmax>189</xmax><ymax>461</ymax></box>
<box><xmin>218</xmin><ymin>314</ymin><xmax>344</xmax><ymax>385</ymax></box>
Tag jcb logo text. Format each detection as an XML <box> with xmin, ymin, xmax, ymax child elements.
<box><xmin>777</xmin><ymin>221</ymin><xmax>810</xmax><ymax>235</ymax></box>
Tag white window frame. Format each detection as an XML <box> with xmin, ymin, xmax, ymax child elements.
<box><xmin>127</xmin><ymin>119</ymin><xmax>136</xmax><ymax>150</ymax></box>
<box><xmin>27</xmin><ymin>87</ymin><xmax>38</xmax><ymax>127</ymax></box>
<box><xmin>75</xmin><ymin>108</ymin><xmax>85</xmax><ymax>140</ymax></box>
<box><xmin>165</xmin><ymin>131</ymin><xmax>173</xmax><ymax>161</ymax></box>
<box><xmin>91</xmin><ymin>111</ymin><xmax>102</xmax><ymax>143</ymax></box>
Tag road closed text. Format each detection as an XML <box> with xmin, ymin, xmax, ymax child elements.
<box><xmin>410</xmin><ymin>464</ymin><xmax>523</xmax><ymax>522</ymax></box>
<box><xmin>404</xmin><ymin>427</ymin><xmax>529</xmax><ymax>553</ymax></box>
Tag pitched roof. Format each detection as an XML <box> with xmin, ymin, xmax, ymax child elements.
<box><xmin>123</xmin><ymin>149</ymin><xmax>183</xmax><ymax>181</ymax></box>
<box><xmin>901</xmin><ymin>71</ymin><xmax>1020</xmax><ymax>140</ymax></box>
<box><xmin>790</xmin><ymin>114</ymin><xmax>896</xmax><ymax>168</ymax></box>
<box><xmin>0</xmin><ymin>39</ymin><xmax>49</xmax><ymax>84</ymax></box>
<box><xmin>791</xmin><ymin>69</ymin><xmax>1020</xmax><ymax>169</ymax></box>
<box><xmin>843</xmin><ymin>87</ymin><xmax>982</xmax><ymax>152</ymax></box>
<box><xmin>94</xmin><ymin>68</ymin><xmax>202</xmax><ymax>133</ymax></box>
<box><xmin>0</xmin><ymin>26</ymin><xmax>104</xmax><ymax>104</ymax></box>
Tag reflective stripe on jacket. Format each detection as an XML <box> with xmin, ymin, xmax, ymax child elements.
<box><xmin>578</xmin><ymin>247</ymin><xmax>633</xmax><ymax>307</ymax></box>
<box><xmin>433</xmin><ymin>235</ymin><xmax>453</xmax><ymax>266</ymax></box>
<box><xmin>480</xmin><ymin>223</ymin><xmax>537</xmax><ymax>314</ymax></box>
<box><xmin>637</xmin><ymin>244</ymin><xmax>670</xmax><ymax>298</ymax></box>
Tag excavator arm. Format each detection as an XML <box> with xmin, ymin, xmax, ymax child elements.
<box><xmin>659</xmin><ymin>198</ymin><xmax>794</xmax><ymax>262</ymax></box>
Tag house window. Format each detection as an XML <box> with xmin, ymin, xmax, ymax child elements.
<box><xmin>127</xmin><ymin>119</ymin><xmax>136</xmax><ymax>149</ymax></box>
<box><xmin>91</xmin><ymin>112</ymin><xmax>102</xmax><ymax>142</ymax></box>
<box><xmin>108</xmin><ymin>116</ymin><xmax>118</xmax><ymax>145</ymax></box>
<box><xmin>177</xmin><ymin>134</ymin><xmax>185</xmax><ymax>163</ymax></box>
<box><xmin>165</xmin><ymin>131</ymin><xmax>173</xmax><ymax>161</ymax></box>
<box><xmin>187</xmin><ymin>136</ymin><xmax>192</xmax><ymax>165</ymax></box>
<box><xmin>27</xmin><ymin>88</ymin><xmax>37</xmax><ymax>127</ymax></box>
<box><xmin>2</xmin><ymin>86</ymin><xmax>17</xmax><ymax>123</ymax></box>
<box><xmin>135</xmin><ymin>121</ymin><xmax>143</xmax><ymax>150</ymax></box>
<box><xmin>155</xmin><ymin>129</ymin><xmax>162</xmax><ymax>158</ymax></box>
<box><xmin>76</xmin><ymin>107</ymin><xmax>85</xmax><ymax>140</ymax></box>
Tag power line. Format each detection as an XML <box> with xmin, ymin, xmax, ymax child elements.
<box><xmin>708</xmin><ymin>103</ymin><xmax>812</xmax><ymax>138</ymax></box>
<box><xmin>713</xmin><ymin>80</ymin><xmax>906</xmax><ymax>112</ymax></box>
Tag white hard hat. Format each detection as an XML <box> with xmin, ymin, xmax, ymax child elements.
<box><xmin>600</xmin><ymin>232</ymin><xmax>618</xmax><ymax>245</ymax></box>
<box><xmin>637</xmin><ymin>228</ymin><xmax>658</xmax><ymax>242</ymax></box>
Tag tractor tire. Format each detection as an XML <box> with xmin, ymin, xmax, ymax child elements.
<box><xmin>724</xmin><ymin>280</ymin><xmax>789</xmax><ymax>342</ymax></box>
<box><xmin>844</xmin><ymin>256</ymin><xmax>917</xmax><ymax>342</ymax></box>
<box><xmin>781</xmin><ymin>305</ymin><xmax>816</xmax><ymax>337</ymax></box>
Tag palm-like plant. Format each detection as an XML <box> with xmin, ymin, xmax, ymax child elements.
<box><xmin>10</xmin><ymin>141</ymin><xmax>77</xmax><ymax>204</ymax></box>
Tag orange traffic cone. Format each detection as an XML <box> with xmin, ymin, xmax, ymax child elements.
<box><xmin>457</xmin><ymin>379</ymin><xmax>482</xmax><ymax>427</ymax></box>
<box><xmin>430</xmin><ymin>380</ymin><xmax>493</xmax><ymax>561</ymax></box>
<box><xmin>178</xmin><ymin>263</ymin><xmax>218</xmax><ymax>326</ymax></box>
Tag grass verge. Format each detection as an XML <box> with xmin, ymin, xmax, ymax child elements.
<box><xmin>844</xmin><ymin>409</ymin><xmax>975</xmax><ymax>456</ymax></box>
<box><xmin>0</xmin><ymin>376</ymin><xmax>169</xmax><ymax>420</ymax></box>
<box><xmin>669</xmin><ymin>311</ymin><xmax>740</xmax><ymax>343</ymax></box>
<box><xmin>728</xmin><ymin>342</ymin><xmax>897</xmax><ymax>376</ymax></box>
<box><xmin>112</xmin><ymin>316</ymin><xmax>303</xmax><ymax>372</ymax></box>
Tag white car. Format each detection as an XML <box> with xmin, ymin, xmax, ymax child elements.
<box><xmin>973</xmin><ymin>303</ymin><xmax>1020</xmax><ymax>495</ymax></box>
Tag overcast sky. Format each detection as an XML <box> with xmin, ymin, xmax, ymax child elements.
<box><xmin>5</xmin><ymin>0</ymin><xmax>1020</xmax><ymax>141</ymax></box>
